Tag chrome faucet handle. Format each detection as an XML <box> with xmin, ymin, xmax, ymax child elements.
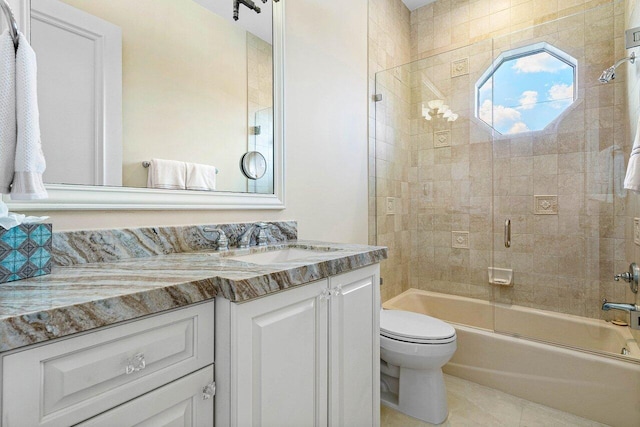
<box><xmin>256</xmin><ymin>222</ymin><xmax>269</xmax><ymax>246</ymax></box>
<box><xmin>614</xmin><ymin>262</ymin><xmax>639</xmax><ymax>293</ymax></box>
<box><xmin>614</xmin><ymin>272</ymin><xmax>631</xmax><ymax>282</ymax></box>
<box><xmin>202</xmin><ymin>227</ymin><xmax>229</xmax><ymax>251</ymax></box>
<box><xmin>238</xmin><ymin>225</ymin><xmax>256</xmax><ymax>249</ymax></box>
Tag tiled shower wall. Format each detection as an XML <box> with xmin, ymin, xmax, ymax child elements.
<box><xmin>408</xmin><ymin>0</ymin><xmax>629</xmax><ymax>320</ymax></box>
<box><xmin>372</xmin><ymin>0</ymin><xmax>638</xmax><ymax>321</ymax></box>
<box><xmin>368</xmin><ymin>0</ymin><xmax>412</xmax><ymax>302</ymax></box>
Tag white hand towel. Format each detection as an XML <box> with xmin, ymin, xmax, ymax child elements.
<box><xmin>11</xmin><ymin>32</ymin><xmax>47</xmax><ymax>200</ymax></box>
<box><xmin>146</xmin><ymin>158</ymin><xmax>187</xmax><ymax>190</ymax></box>
<box><xmin>0</xmin><ymin>30</ymin><xmax>16</xmax><ymax>194</ymax></box>
<box><xmin>624</xmin><ymin>116</ymin><xmax>640</xmax><ymax>193</ymax></box>
<box><xmin>186</xmin><ymin>162</ymin><xmax>217</xmax><ymax>191</ymax></box>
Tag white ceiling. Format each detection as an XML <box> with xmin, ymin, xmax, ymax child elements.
<box><xmin>402</xmin><ymin>0</ymin><xmax>437</xmax><ymax>11</ymax></box>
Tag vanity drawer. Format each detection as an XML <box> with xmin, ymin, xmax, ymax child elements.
<box><xmin>77</xmin><ymin>365</ymin><xmax>214</xmax><ymax>427</ymax></box>
<box><xmin>2</xmin><ymin>301</ymin><xmax>214</xmax><ymax>427</ymax></box>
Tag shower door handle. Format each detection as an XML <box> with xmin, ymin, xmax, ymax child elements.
<box><xmin>504</xmin><ymin>219</ymin><xmax>511</xmax><ymax>248</ymax></box>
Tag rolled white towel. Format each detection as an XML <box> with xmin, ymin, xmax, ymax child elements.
<box><xmin>146</xmin><ymin>158</ymin><xmax>186</xmax><ymax>190</ymax></box>
<box><xmin>11</xmin><ymin>32</ymin><xmax>47</xmax><ymax>200</ymax></box>
<box><xmin>624</xmin><ymin>115</ymin><xmax>640</xmax><ymax>193</ymax></box>
<box><xmin>186</xmin><ymin>162</ymin><xmax>217</xmax><ymax>191</ymax></box>
<box><xmin>0</xmin><ymin>30</ymin><xmax>16</xmax><ymax>194</ymax></box>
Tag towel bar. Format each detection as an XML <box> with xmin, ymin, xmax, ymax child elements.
<box><xmin>0</xmin><ymin>0</ymin><xmax>19</xmax><ymax>49</ymax></box>
<box><xmin>142</xmin><ymin>161</ymin><xmax>219</xmax><ymax>174</ymax></box>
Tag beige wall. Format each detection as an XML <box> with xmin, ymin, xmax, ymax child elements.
<box><xmin>61</xmin><ymin>0</ymin><xmax>250</xmax><ymax>192</ymax></box>
<box><xmin>25</xmin><ymin>0</ymin><xmax>370</xmax><ymax>245</ymax></box>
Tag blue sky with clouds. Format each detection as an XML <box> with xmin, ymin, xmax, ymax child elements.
<box><xmin>478</xmin><ymin>51</ymin><xmax>575</xmax><ymax>135</ymax></box>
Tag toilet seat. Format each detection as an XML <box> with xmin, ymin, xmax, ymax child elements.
<box><xmin>380</xmin><ymin>309</ymin><xmax>456</xmax><ymax>344</ymax></box>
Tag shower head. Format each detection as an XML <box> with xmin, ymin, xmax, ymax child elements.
<box><xmin>599</xmin><ymin>67</ymin><xmax>616</xmax><ymax>83</ymax></box>
<box><xmin>599</xmin><ymin>52</ymin><xmax>636</xmax><ymax>83</ymax></box>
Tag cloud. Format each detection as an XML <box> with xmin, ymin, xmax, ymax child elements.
<box><xmin>479</xmin><ymin>99</ymin><xmax>521</xmax><ymax>126</ymax></box>
<box><xmin>518</xmin><ymin>90</ymin><xmax>538</xmax><ymax>110</ymax></box>
<box><xmin>547</xmin><ymin>83</ymin><xmax>573</xmax><ymax>108</ymax></box>
<box><xmin>508</xmin><ymin>122</ymin><xmax>530</xmax><ymax>134</ymax></box>
<box><xmin>512</xmin><ymin>52</ymin><xmax>570</xmax><ymax>73</ymax></box>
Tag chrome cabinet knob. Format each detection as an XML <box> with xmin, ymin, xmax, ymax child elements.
<box><xmin>318</xmin><ymin>288</ymin><xmax>331</xmax><ymax>301</ymax></box>
<box><xmin>202</xmin><ymin>382</ymin><xmax>216</xmax><ymax>400</ymax></box>
<box><xmin>614</xmin><ymin>262</ymin><xmax>639</xmax><ymax>294</ymax></box>
<box><xmin>330</xmin><ymin>285</ymin><xmax>343</xmax><ymax>297</ymax></box>
<box><xmin>125</xmin><ymin>353</ymin><xmax>146</xmax><ymax>375</ymax></box>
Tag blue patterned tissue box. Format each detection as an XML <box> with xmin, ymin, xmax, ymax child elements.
<box><xmin>0</xmin><ymin>223</ymin><xmax>52</xmax><ymax>283</ymax></box>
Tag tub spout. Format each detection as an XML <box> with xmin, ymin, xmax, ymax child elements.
<box><xmin>601</xmin><ymin>299</ymin><xmax>640</xmax><ymax>312</ymax></box>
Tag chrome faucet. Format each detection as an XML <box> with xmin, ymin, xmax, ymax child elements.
<box><xmin>238</xmin><ymin>222</ymin><xmax>269</xmax><ymax>249</ymax></box>
<box><xmin>202</xmin><ymin>227</ymin><xmax>229</xmax><ymax>251</ymax></box>
<box><xmin>601</xmin><ymin>299</ymin><xmax>640</xmax><ymax>312</ymax></box>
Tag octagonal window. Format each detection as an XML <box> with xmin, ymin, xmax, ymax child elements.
<box><xmin>476</xmin><ymin>43</ymin><xmax>577</xmax><ymax>135</ymax></box>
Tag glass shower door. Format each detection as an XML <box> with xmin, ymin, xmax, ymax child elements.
<box><xmin>488</xmin><ymin>2</ymin><xmax>639</xmax><ymax>362</ymax></box>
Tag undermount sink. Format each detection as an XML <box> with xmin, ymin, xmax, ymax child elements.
<box><xmin>227</xmin><ymin>248</ymin><xmax>331</xmax><ymax>265</ymax></box>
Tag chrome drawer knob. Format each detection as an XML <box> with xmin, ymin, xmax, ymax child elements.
<box><xmin>125</xmin><ymin>353</ymin><xmax>146</xmax><ymax>375</ymax></box>
<box><xmin>202</xmin><ymin>382</ymin><xmax>216</xmax><ymax>400</ymax></box>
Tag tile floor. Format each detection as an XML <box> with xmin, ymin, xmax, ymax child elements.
<box><xmin>381</xmin><ymin>375</ymin><xmax>608</xmax><ymax>427</ymax></box>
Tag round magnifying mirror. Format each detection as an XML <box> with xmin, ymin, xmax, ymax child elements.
<box><xmin>240</xmin><ymin>151</ymin><xmax>267</xmax><ymax>180</ymax></box>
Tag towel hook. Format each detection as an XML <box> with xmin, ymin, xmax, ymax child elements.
<box><xmin>0</xmin><ymin>0</ymin><xmax>19</xmax><ymax>49</ymax></box>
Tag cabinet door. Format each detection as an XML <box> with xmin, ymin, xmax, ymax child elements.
<box><xmin>328</xmin><ymin>265</ymin><xmax>380</xmax><ymax>427</ymax></box>
<box><xmin>77</xmin><ymin>365</ymin><xmax>214</xmax><ymax>427</ymax></box>
<box><xmin>232</xmin><ymin>280</ymin><xmax>329</xmax><ymax>427</ymax></box>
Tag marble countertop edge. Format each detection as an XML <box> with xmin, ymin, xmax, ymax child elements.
<box><xmin>0</xmin><ymin>241</ymin><xmax>387</xmax><ymax>353</ymax></box>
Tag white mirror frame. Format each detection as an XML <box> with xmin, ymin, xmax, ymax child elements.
<box><xmin>3</xmin><ymin>0</ymin><xmax>285</xmax><ymax>211</ymax></box>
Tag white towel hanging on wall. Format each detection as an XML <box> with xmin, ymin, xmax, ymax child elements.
<box><xmin>624</xmin><ymin>115</ymin><xmax>640</xmax><ymax>193</ymax></box>
<box><xmin>146</xmin><ymin>158</ymin><xmax>187</xmax><ymax>190</ymax></box>
<box><xmin>0</xmin><ymin>30</ymin><xmax>15</xmax><ymax>194</ymax></box>
<box><xmin>186</xmin><ymin>162</ymin><xmax>217</xmax><ymax>191</ymax></box>
<box><xmin>11</xmin><ymin>32</ymin><xmax>47</xmax><ymax>200</ymax></box>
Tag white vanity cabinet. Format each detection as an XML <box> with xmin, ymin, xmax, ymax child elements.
<box><xmin>215</xmin><ymin>264</ymin><xmax>380</xmax><ymax>427</ymax></box>
<box><xmin>1</xmin><ymin>301</ymin><xmax>215</xmax><ymax>427</ymax></box>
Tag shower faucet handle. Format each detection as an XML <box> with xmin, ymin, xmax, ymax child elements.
<box><xmin>614</xmin><ymin>272</ymin><xmax>631</xmax><ymax>281</ymax></box>
<box><xmin>614</xmin><ymin>262</ymin><xmax>639</xmax><ymax>293</ymax></box>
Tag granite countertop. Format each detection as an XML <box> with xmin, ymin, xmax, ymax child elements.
<box><xmin>0</xmin><ymin>241</ymin><xmax>387</xmax><ymax>352</ymax></box>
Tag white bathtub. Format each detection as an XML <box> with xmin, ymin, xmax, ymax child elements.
<box><xmin>383</xmin><ymin>289</ymin><xmax>640</xmax><ymax>427</ymax></box>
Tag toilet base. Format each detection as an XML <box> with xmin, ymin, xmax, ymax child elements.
<box><xmin>380</xmin><ymin>366</ymin><xmax>448</xmax><ymax>424</ymax></box>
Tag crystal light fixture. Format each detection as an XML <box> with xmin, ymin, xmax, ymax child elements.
<box><xmin>422</xmin><ymin>100</ymin><xmax>458</xmax><ymax>122</ymax></box>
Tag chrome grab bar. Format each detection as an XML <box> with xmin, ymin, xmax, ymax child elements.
<box><xmin>504</xmin><ymin>219</ymin><xmax>511</xmax><ymax>248</ymax></box>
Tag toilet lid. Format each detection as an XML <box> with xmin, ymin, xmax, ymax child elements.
<box><xmin>380</xmin><ymin>309</ymin><xmax>456</xmax><ymax>343</ymax></box>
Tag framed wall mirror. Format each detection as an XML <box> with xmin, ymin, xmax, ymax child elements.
<box><xmin>3</xmin><ymin>0</ymin><xmax>284</xmax><ymax>210</ymax></box>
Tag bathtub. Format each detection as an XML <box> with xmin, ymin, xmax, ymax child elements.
<box><xmin>383</xmin><ymin>289</ymin><xmax>640</xmax><ymax>427</ymax></box>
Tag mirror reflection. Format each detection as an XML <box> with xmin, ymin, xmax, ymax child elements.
<box><xmin>31</xmin><ymin>0</ymin><xmax>274</xmax><ymax>194</ymax></box>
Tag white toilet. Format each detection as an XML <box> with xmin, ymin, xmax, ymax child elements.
<box><xmin>380</xmin><ymin>309</ymin><xmax>457</xmax><ymax>424</ymax></box>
